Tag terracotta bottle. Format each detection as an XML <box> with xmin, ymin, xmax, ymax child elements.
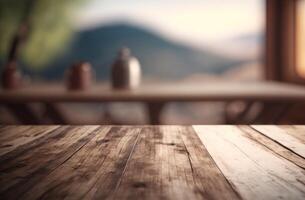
<box><xmin>66</xmin><ymin>62</ymin><xmax>92</xmax><ymax>90</ymax></box>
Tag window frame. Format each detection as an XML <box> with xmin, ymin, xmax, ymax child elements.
<box><xmin>296</xmin><ymin>0</ymin><xmax>305</xmax><ymax>80</ymax></box>
<box><xmin>266</xmin><ymin>0</ymin><xmax>305</xmax><ymax>84</ymax></box>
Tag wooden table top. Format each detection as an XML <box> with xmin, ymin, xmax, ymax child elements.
<box><xmin>0</xmin><ymin>125</ymin><xmax>305</xmax><ymax>200</ymax></box>
<box><xmin>1</xmin><ymin>81</ymin><xmax>305</xmax><ymax>103</ymax></box>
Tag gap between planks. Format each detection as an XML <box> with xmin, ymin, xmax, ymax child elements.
<box><xmin>251</xmin><ymin>125</ymin><xmax>305</xmax><ymax>159</ymax></box>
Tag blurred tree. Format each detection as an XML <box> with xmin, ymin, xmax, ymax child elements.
<box><xmin>0</xmin><ymin>0</ymin><xmax>83</xmax><ymax>69</ymax></box>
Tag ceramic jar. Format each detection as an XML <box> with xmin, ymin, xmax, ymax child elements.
<box><xmin>111</xmin><ymin>48</ymin><xmax>141</xmax><ymax>89</ymax></box>
<box><xmin>66</xmin><ymin>62</ymin><xmax>92</xmax><ymax>90</ymax></box>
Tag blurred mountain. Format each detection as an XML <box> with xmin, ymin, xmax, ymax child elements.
<box><xmin>0</xmin><ymin>23</ymin><xmax>250</xmax><ymax>81</ymax></box>
<box><xmin>39</xmin><ymin>23</ymin><xmax>247</xmax><ymax>81</ymax></box>
<box><xmin>207</xmin><ymin>33</ymin><xmax>263</xmax><ymax>60</ymax></box>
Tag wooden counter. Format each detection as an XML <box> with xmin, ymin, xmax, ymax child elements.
<box><xmin>1</xmin><ymin>81</ymin><xmax>305</xmax><ymax>103</ymax></box>
<box><xmin>2</xmin><ymin>81</ymin><xmax>305</xmax><ymax>124</ymax></box>
<box><xmin>0</xmin><ymin>125</ymin><xmax>304</xmax><ymax>199</ymax></box>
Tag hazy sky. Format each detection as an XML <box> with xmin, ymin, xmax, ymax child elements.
<box><xmin>76</xmin><ymin>0</ymin><xmax>265</xmax><ymax>47</ymax></box>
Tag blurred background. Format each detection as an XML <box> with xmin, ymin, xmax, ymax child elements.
<box><xmin>0</xmin><ymin>0</ymin><xmax>305</xmax><ymax>125</ymax></box>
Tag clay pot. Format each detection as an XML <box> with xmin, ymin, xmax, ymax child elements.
<box><xmin>66</xmin><ymin>62</ymin><xmax>92</xmax><ymax>90</ymax></box>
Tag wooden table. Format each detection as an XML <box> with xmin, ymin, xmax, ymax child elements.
<box><xmin>0</xmin><ymin>125</ymin><xmax>304</xmax><ymax>199</ymax></box>
<box><xmin>1</xmin><ymin>81</ymin><xmax>305</xmax><ymax>124</ymax></box>
<box><xmin>2</xmin><ymin>81</ymin><xmax>305</xmax><ymax>102</ymax></box>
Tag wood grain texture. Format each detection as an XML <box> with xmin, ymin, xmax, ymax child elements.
<box><xmin>251</xmin><ymin>125</ymin><xmax>305</xmax><ymax>158</ymax></box>
<box><xmin>112</xmin><ymin>126</ymin><xmax>240</xmax><ymax>200</ymax></box>
<box><xmin>0</xmin><ymin>126</ymin><xmax>100</xmax><ymax>199</ymax></box>
<box><xmin>20</xmin><ymin>127</ymin><xmax>142</xmax><ymax>200</ymax></box>
<box><xmin>239</xmin><ymin>126</ymin><xmax>305</xmax><ymax>169</ymax></box>
<box><xmin>0</xmin><ymin>125</ymin><xmax>305</xmax><ymax>200</ymax></box>
<box><xmin>193</xmin><ymin>125</ymin><xmax>305</xmax><ymax>200</ymax></box>
<box><xmin>0</xmin><ymin>126</ymin><xmax>59</xmax><ymax>156</ymax></box>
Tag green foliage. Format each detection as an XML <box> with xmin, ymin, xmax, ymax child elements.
<box><xmin>0</xmin><ymin>0</ymin><xmax>84</xmax><ymax>70</ymax></box>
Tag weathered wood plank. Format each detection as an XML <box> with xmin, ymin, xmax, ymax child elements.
<box><xmin>0</xmin><ymin>125</ymin><xmax>100</xmax><ymax>199</ymax></box>
<box><xmin>0</xmin><ymin>126</ymin><xmax>59</xmax><ymax>156</ymax></box>
<box><xmin>281</xmin><ymin>126</ymin><xmax>305</xmax><ymax>144</ymax></box>
<box><xmin>112</xmin><ymin>126</ymin><xmax>240</xmax><ymax>200</ymax></box>
<box><xmin>0</xmin><ymin>126</ymin><xmax>32</xmax><ymax>141</ymax></box>
<box><xmin>239</xmin><ymin>126</ymin><xmax>305</xmax><ymax>169</ymax></box>
<box><xmin>179</xmin><ymin>126</ymin><xmax>241</xmax><ymax>200</ymax></box>
<box><xmin>1</xmin><ymin>125</ymin><xmax>305</xmax><ymax>200</ymax></box>
<box><xmin>251</xmin><ymin>125</ymin><xmax>305</xmax><ymax>158</ymax></box>
<box><xmin>193</xmin><ymin>125</ymin><xmax>305</xmax><ymax>200</ymax></box>
<box><xmin>0</xmin><ymin>126</ymin><xmax>69</xmax><ymax>164</ymax></box>
<box><xmin>20</xmin><ymin>127</ymin><xmax>140</xmax><ymax>200</ymax></box>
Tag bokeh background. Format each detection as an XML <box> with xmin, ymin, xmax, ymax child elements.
<box><xmin>1</xmin><ymin>0</ymin><xmax>305</xmax><ymax>124</ymax></box>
